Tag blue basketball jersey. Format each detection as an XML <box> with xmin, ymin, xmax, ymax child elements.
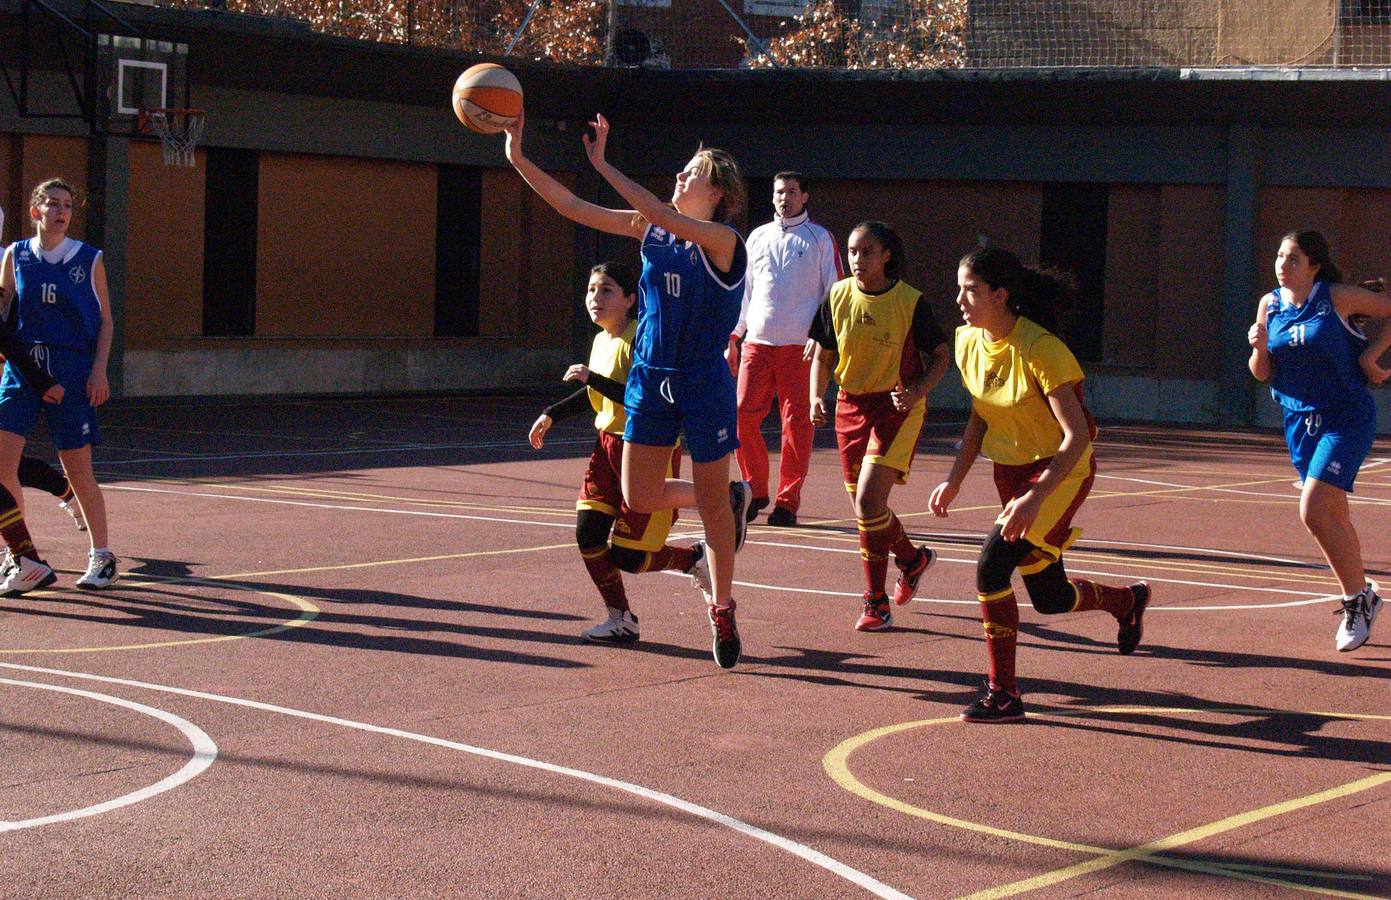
<box><xmin>11</xmin><ymin>237</ymin><xmax>103</xmax><ymax>353</ymax></box>
<box><xmin>635</xmin><ymin>224</ymin><xmax>746</xmax><ymax>370</ymax></box>
<box><xmin>1267</xmin><ymin>280</ymin><xmax>1369</xmax><ymax>414</ymax></box>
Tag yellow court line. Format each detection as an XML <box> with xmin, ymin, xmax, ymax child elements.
<box><xmin>0</xmin><ymin>575</ymin><xmax>320</xmax><ymax>654</ymax></box>
<box><xmin>751</xmin><ymin>528</ymin><xmax>1340</xmax><ymax>587</ymax></box>
<box><xmin>824</xmin><ymin>708</ymin><xmax>1391</xmax><ymax>899</ymax></box>
<box><xmin>0</xmin><ymin>542</ymin><xmax>572</xmax><ymax>653</ymax></box>
<box><xmin>141</xmin><ymin>478</ymin><xmax>581</xmax><ymax>519</ymax></box>
<box><xmin>965</xmin><ymin>770</ymin><xmax>1391</xmax><ymax>900</ymax></box>
<box><xmin>215</xmin><ymin>541</ymin><xmax>575</xmax><ymax>581</ymax></box>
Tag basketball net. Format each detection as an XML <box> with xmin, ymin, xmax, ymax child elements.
<box><xmin>139</xmin><ymin>109</ymin><xmax>207</xmax><ymax>168</ymax></box>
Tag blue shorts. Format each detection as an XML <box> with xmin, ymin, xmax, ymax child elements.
<box><xmin>0</xmin><ymin>349</ymin><xmax>102</xmax><ymax>450</ymax></box>
<box><xmin>624</xmin><ymin>358</ymin><xmax>738</xmax><ymax>464</ymax></box>
<box><xmin>1281</xmin><ymin>397</ymin><xmax>1374</xmax><ymax>493</ymax></box>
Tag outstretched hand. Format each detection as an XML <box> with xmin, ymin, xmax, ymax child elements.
<box><xmin>582</xmin><ymin>114</ymin><xmax>611</xmax><ymax>169</ymax></box>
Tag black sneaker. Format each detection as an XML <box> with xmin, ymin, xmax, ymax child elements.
<box><xmin>1118</xmin><ymin>582</ymin><xmax>1150</xmax><ymax>655</ymax></box>
<box><xmin>729</xmin><ymin>481</ymin><xmax>752</xmax><ymax>552</ymax></box>
<box><xmin>745</xmin><ymin>496</ymin><xmax>769</xmax><ymax>523</ymax></box>
<box><xmin>708</xmin><ymin>601</ymin><xmax>741</xmax><ymax>669</ymax></box>
<box><xmin>766</xmin><ymin>505</ymin><xmax>797</xmax><ymax>527</ymax></box>
<box><xmin>961</xmin><ymin>686</ymin><xmax>1026</xmax><ymax>723</ymax></box>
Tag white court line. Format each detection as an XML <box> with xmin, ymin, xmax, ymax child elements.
<box><xmin>0</xmin><ymin>677</ymin><xmax>216</xmax><ymax>832</ymax></box>
<box><xmin>0</xmin><ymin>664</ymin><xmax>908</xmax><ymax>900</ymax></box>
<box><xmin>739</xmin><ymin>540</ymin><xmax>1337</xmax><ymax>608</ymax></box>
<box><xmin>96</xmin><ymin>436</ymin><xmax>598</xmax><ymax>468</ymax></box>
<box><xmin>105</xmin><ymin>484</ymin><xmax>578</xmax><ymax>530</ymax></box>
<box><xmin>107</xmin><ymin>484</ymin><xmax>1343</xmax><ymax>610</ymax></box>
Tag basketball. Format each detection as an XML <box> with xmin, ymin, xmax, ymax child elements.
<box><xmin>452</xmin><ymin>63</ymin><xmax>523</xmax><ymax>134</ymax></box>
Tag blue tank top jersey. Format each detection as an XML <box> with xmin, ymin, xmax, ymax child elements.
<box><xmin>1267</xmin><ymin>280</ymin><xmax>1369</xmax><ymax>414</ymax></box>
<box><xmin>635</xmin><ymin>223</ymin><xmax>746</xmax><ymax>371</ymax></box>
<box><xmin>11</xmin><ymin>237</ymin><xmax>103</xmax><ymax>354</ymax></box>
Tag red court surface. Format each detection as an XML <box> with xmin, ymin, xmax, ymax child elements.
<box><xmin>1</xmin><ymin>394</ymin><xmax>1388</xmax><ymax>898</ymax></box>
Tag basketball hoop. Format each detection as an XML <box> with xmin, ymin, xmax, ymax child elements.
<box><xmin>138</xmin><ymin>108</ymin><xmax>206</xmax><ymax>167</ymax></box>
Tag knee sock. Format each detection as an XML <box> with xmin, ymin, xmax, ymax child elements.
<box><xmin>857</xmin><ymin>512</ymin><xmax>893</xmax><ymax>597</ymax></box>
<box><xmin>580</xmin><ymin>545</ymin><xmax>628</xmax><ymax>612</ymax></box>
<box><xmin>881</xmin><ymin>510</ymin><xmax>918</xmax><ymax>566</ymax></box>
<box><xmin>979</xmin><ymin>588</ymin><xmax>1020</xmax><ymax>694</ymax></box>
<box><xmin>1069</xmin><ymin>579</ymin><xmax>1135</xmax><ymax>619</ymax></box>
<box><xmin>645</xmin><ymin>544</ymin><xmax>696</xmax><ymax>574</ymax></box>
<box><xmin>0</xmin><ymin>506</ymin><xmax>38</xmax><ymax>562</ymax></box>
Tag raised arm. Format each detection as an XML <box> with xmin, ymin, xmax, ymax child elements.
<box><xmin>502</xmin><ymin>113</ymin><xmax>644</xmax><ymax>240</ymax></box>
<box><xmin>582</xmin><ymin>114</ymin><xmax>736</xmax><ymax>270</ymax></box>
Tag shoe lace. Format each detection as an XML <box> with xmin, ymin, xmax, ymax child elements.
<box><xmin>1337</xmin><ymin>594</ymin><xmax>1367</xmax><ymax>625</ymax></box>
<box><xmin>862</xmin><ymin>594</ymin><xmax>886</xmax><ymax>614</ymax></box>
<box><xmin>711</xmin><ymin>606</ymin><xmax>736</xmax><ymax>640</ymax></box>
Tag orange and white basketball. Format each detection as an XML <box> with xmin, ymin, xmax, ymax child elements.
<box><xmin>452</xmin><ymin>64</ymin><xmax>523</xmax><ymax>134</ymax></box>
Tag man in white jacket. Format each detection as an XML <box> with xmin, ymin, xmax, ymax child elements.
<box><xmin>729</xmin><ymin>172</ymin><xmax>841</xmax><ymax>527</ymax></box>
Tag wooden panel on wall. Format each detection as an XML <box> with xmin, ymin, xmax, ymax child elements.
<box><xmin>124</xmin><ymin>141</ymin><xmax>205</xmax><ymax>350</ymax></box>
<box><xmin>477</xmin><ymin>166</ymin><xmax>578</xmax><ymax>344</ymax></box>
<box><xmin>1103</xmin><ymin>185</ymin><xmax>1161</xmax><ymax>368</ymax></box>
<box><xmin>17</xmin><ymin>135</ymin><xmax>88</xmax><ymax>241</ymax></box>
<box><xmin>1154</xmin><ymin>185</ymin><xmax>1226</xmax><ymax>376</ymax></box>
<box><xmin>1253</xmin><ymin>187</ymin><xmax>1346</xmax><ymax>298</ymax></box>
<box><xmin>812</xmin><ymin>180</ymin><xmax>1043</xmax><ymax>330</ymax></box>
<box><xmin>257</xmin><ymin>154</ymin><xmax>436</xmax><ymax>337</ymax></box>
<box><xmin>478</xmin><ymin>167</ymin><xmax>524</xmax><ymax>339</ymax></box>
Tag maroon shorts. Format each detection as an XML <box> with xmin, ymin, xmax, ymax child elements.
<box><xmin>579</xmin><ymin>430</ymin><xmax>682</xmax><ymax>551</ymax></box>
<box><xmin>834</xmin><ymin>390</ymin><xmax>925</xmax><ymax>491</ymax></box>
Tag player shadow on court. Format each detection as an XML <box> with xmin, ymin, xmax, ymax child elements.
<box><xmin>2</xmin><ymin>573</ymin><xmax>603</xmax><ymax>670</ymax></box>
<box><xmin>740</xmin><ymin>646</ymin><xmax>1391</xmax><ymax>766</ymax></box>
<box><xmin>1016</xmin><ymin>617</ymin><xmax>1391</xmax><ymax>676</ymax></box>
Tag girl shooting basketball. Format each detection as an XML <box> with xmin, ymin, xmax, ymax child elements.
<box><xmin>503</xmin><ymin>113</ymin><xmax>751</xmax><ymax>668</ymax></box>
<box><xmin>930</xmin><ymin>246</ymin><xmax>1148</xmax><ymax>723</ymax></box>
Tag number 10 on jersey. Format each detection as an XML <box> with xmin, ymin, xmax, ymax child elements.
<box><xmin>664</xmin><ymin>272</ymin><xmax>682</xmax><ymax>297</ymax></box>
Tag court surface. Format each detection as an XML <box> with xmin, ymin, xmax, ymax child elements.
<box><xmin>1</xmin><ymin>394</ymin><xmax>1388</xmax><ymax>898</ymax></box>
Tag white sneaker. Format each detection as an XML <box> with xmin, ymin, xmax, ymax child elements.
<box><xmin>688</xmin><ymin>540</ymin><xmax>714</xmax><ymax>604</ymax></box>
<box><xmin>75</xmin><ymin>549</ymin><xmax>118</xmax><ymax>590</ymax></box>
<box><xmin>59</xmin><ymin>499</ymin><xmax>87</xmax><ymax>532</ymax></box>
<box><xmin>581</xmin><ymin>607</ymin><xmax>639</xmax><ymax>644</ymax></box>
<box><xmin>1</xmin><ymin>556</ymin><xmax>56</xmax><ymax>597</ymax></box>
<box><xmin>1335</xmin><ymin>582</ymin><xmax>1382</xmax><ymax>651</ymax></box>
<box><xmin>0</xmin><ymin>548</ymin><xmax>15</xmax><ymax>577</ymax></box>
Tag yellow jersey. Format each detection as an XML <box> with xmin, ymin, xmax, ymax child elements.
<box><xmin>955</xmin><ymin>316</ymin><xmax>1092</xmax><ymax>466</ymax></box>
<box><xmin>809</xmin><ymin>278</ymin><xmax>945</xmax><ymax>396</ymax></box>
<box><xmin>588</xmin><ymin>321</ymin><xmax>636</xmax><ymax>436</ymax></box>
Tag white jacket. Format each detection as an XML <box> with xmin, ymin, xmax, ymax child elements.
<box><xmin>736</xmin><ymin>211</ymin><xmax>841</xmax><ymax>347</ymax></box>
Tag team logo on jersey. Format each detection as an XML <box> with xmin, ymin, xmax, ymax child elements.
<box><xmin>854</xmin><ymin>309</ymin><xmax>876</xmax><ymax>327</ymax></box>
<box><xmin>983</xmin><ymin>366</ymin><xmax>1008</xmax><ymax>392</ymax></box>
<box><xmin>69</xmin><ymin>265</ymin><xmax>86</xmax><ymax>285</ymax></box>
<box><xmin>651</xmin><ymin>226</ymin><xmax>668</xmax><ymax>241</ymax></box>
<box><xmin>1317</xmin><ymin>300</ymin><xmax>1329</xmax><ymax>316</ymax></box>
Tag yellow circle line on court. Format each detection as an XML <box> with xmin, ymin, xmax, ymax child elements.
<box><xmin>0</xmin><ymin>540</ymin><xmax>573</xmax><ymax>654</ymax></box>
<box><xmin>824</xmin><ymin>707</ymin><xmax>1391</xmax><ymax>899</ymax></box>
<box><xmin>0</xmin><ymin>574</ymin><xmax>320</xmax><ymax>654</ymax></box>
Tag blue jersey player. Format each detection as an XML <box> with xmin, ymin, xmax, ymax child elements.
<box><xmin>1249</xmin><ymin>230</ymin><xmax>1391</xmax><ymax>653</ymax></box>
<box><xmin>0</xmin><ymin>178</ymin><xmax>118</xmax><ymax>590</ymax></box>
<box><xmin>504</xmin><ymin>112</ymin><xmax>751</xmax><ymax>669</ymax></box>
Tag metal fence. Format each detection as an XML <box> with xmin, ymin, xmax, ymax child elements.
<box><xmin>156</xmin><ymin>0</ymin><xmax>1391</xmax><ymax>69</ymax></box>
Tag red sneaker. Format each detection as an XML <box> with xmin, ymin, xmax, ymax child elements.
<box><xmin>891</xmin><ymin>545</ymin><xmax>936</xmax><ymax>606</ymax></box>
<box><xmin>855</xmin><ymin>593</ymin><xmax>893</xmax><ymax>631</ymax></box>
